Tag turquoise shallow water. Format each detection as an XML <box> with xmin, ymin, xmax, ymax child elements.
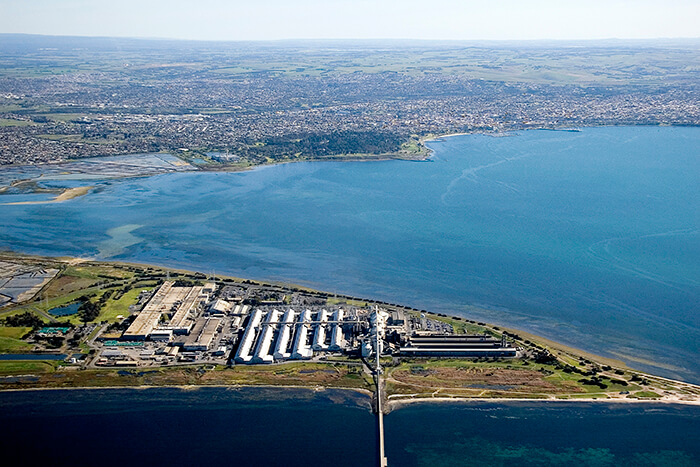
<box><xmin>387</xmin><ymin>401</ymin><xmax>700</xmax><ymax>467</ymax></box>
<box><xmin>0</xmin><ymin>126</ymin><xmax>698</xmax><ymax>382</ymax></box>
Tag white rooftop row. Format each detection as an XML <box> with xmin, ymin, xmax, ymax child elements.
<box><xmin>234</xmin><ymin>308</ymin><xmax>350</xmax><ymax>364</ymax></box>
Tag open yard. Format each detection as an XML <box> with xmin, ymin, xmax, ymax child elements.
<box><xmin>386</xmin><ymin>359</ymin><xmax>642</xmax><ymax>399</ymax></box>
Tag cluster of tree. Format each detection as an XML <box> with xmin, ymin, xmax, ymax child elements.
<box><xmin>173</xmin><ymin>279</ymin><xmax>197</xmax><ymax>287</ymax></box>
<box><xmin>561</xmin><ymin>364</ymin><xmax>603</xmax><ymax>376</ymax></box>
<box><xmin>2</xmin><ymin>311</ymin><xmax>44</xmax><ymax>328</ymax></box>
<box><xmin>100</xmin><ymin>289</ymin><xmax>114</xmax><ymax>302</ymax></box>
<box><xmin>630</xmin><ymin>374</ymin><xmax>649</xmax><ymax>385</ymax></box>
<box><xmin>42</xmin><ymin>336</ymin><xmax>64</xmax><ymax>349</ymax></box>
<box><xmin>247</xmin><ymin>130</ymin><xmax>406</xmax><ymax>159</ymax></box>
<box><xmin>502</xmin><ymin>331</ymin><xmax>521</xmax><ymax>340</ymax></box>
<box><xmin>106</xmin><ymin>314</ymin><xmax>136</xmax><ymax>332</ymax></box>
<box><xmin>533</xmin><ymin>350</ymin><xmax>558</xmax><ymax>365</ymax></box>
<box><xmin>67</xmin><ymin>332</ymin><xmax>83</xmax><ymax>347</ymax></box>
<box><xmin>109</xmin><ymin>287</ymin><xmax>133</xmax><ymax>302</ymax></box>
<box><xmin>77</xmin><ymin>295</ymin><xmax>102</xmax><ymax>324</ymax></box>
<box><xmin>577</xmin><ymin>376</ymin><xmax>609</xmax><ymax>389</ymax></box>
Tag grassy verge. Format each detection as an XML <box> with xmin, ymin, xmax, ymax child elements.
<box><xmin>0</xmin><ymin>362</ymin><xmax>374</xmax><ymax>391</ymax></box>
<box><xmin>499</xmin><ymin>325</ymin><xmax>627</xmax><ymax>369</ymax></box>
<box><xmin>97</xmin><ymin>287</ymin><xmax>148</xmax><ymax>323</ymax></box>
<box><xmin>0</xmin><ymin>327</ymin><xmax>34</xmax><ymax>353</ymax></box>
<box><xmin>0</xmin><ymin>336</ymin><xmax>33</xmax><ymax>353</ymax></box>
<box><xmin>629</xmin><ymin>391</ymin><xmax>661</xmax><ymax>399</ymax></box>
<box><xmin>326</xmin><ymin>297</ymin><xmax>370</xmax><ymax>307</ymax></box>
<box><xmin>0</xmin><ymin>360</ymin><xmax>58</xmax><ymax>375</ymax></box>
<box><xmin>0</xmin><ymin>327</ymin><xmax>32</xmax><ymax>339</ymax></box>
<box><xmin>386</xmin><ymin>358</ymin><xmax>641</xmax><ymax>399</ymax></box>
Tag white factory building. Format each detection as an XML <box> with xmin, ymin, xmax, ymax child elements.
<box><xmin>235</xmin><ymin>308</ymin><xmax>350</xmax><ymax>364</ymax></box>
<box><xmin>123</xmin><ymin>281</ymin><xmax>217</xmax><ymax>342</ymax></box>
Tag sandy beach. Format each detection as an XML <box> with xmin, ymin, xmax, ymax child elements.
<box><xmin>387</xmin><ymin>393</ymin><xmax>700</xmax><ymax>411</ymax></box>
<box><xmin>1</xmin><ymin>185</ymin><xmax>93</xmax><ymax>205</ymax></box>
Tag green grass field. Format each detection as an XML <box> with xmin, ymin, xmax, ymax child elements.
<box><xmin>0</xmin><ymin>327</ymin><xmax>32</xmax><ymax>353</ymax></box>
<box><xmin>0</xmin><ymin>360</ymin><xmax>58</xmax><ymax>375</ymax></box>
<box><xmin>0</xmin><ymin>336</ymin><xmax>33</xmax><ymax>353</ymax></box>
<box><xmin>629</xmin><ymin>390</ymin><xmax>661</xmax><ymax>399</ymax></box>
<box><xmin>0</xmin><ymin>104</ymin><xmax>23</xmax><ymax>112</ymax></box>
<box><xmin>388</xmin><ymin>357</ymin><xmax>640</xmax><ymax>397</ymax></box>
<box><xmin>97</xmin><ymin>287</ymin><xmax>151</xmax><ymax>323</ymax></box>
<box><xmin>0</xmin><ymin>118</ymin><xmax>33</xmax><ymax>127</ymax></box>
<box><xmin>37</xmin><ymin>113</ymin><xmax>88</xmax><ymax>123</ymax></box>
<box><xmin>0</xmin><ymin>327</ymin><xmax>32</xmax><ymax>339</ymax></box>
<box><xmin>63</xmin><ymin>265</ymin><xmax>134</xmax><ymax>281</ymax></box>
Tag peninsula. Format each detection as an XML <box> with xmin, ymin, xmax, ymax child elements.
<box><xmin>1</xmin><ymin>252</ymin><xmax>698</xmax><ymax>407</ymax></box>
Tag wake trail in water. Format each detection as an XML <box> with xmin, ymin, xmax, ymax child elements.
<box><xmin>578</xmin><ymin>289</ymin><xmax>700</xmax><ymax>334</ymax></box>
<box><xmin>586</xmin><ymin>228</ymin><xmax>700</xmax><ymax>291</ymax></box>
<box><xmin>440</xmin><ymin>151</ymin><xmax>535</xmax><ymax>205</ymax></box>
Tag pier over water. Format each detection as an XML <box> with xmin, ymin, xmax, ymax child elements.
<box><xmin>372</xmin><ymin>308</ymin><xmax>388</xmax><ymax>467</ymax></box>
<box><xmin>376</xmin><ymin>372</ymin><xmax>388</xmax><ymax>467</ymax></box>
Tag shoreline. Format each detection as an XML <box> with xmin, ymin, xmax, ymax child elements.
<box><xmin>0</xmin><ymin>252</ymin><xmax>699</xmax><ymax>404</ymax></box>
<box><xmin>0</xmin><ymin>251</ymin><xmax>631</xmax><ymax>373</ymax></box>
<box><xmin>0</xmin><ymin>382</ymin><xmax>373</xmax><ymax>399</ymax></box>
<box><xmin>1</xmin><ymin>123</ymin><xmax>696</xmax><ymax>172</ymax></box>
<box><xmin>1</xmin><ymin>382</ymin><xmax>698</xmax><ymax>409</ymax></box>
<box><xmin>387</xmin><ymin>394</ymin><xmax>700</xmax><ymax>410</ymax></box>
<box><xmin>1</xmin><ymin>251</ymin><xmax>697</xmax><ymax>387</ymax></box>
<box><xmin>0</xmin><ymin>124</ymin><xmax>691</xmax><ymax>201</ymax></box>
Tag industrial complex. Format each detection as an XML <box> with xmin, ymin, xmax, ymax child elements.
<box><xmin>93</xmin><ymin>280</ymin><xmax>519</xmax><ymax>368</ymax></box>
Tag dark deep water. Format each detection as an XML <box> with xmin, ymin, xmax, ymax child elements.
<box><xmin>0</xmin><ymin>388</ymin><xmax>698</xmax><ymax>467</ymax></box>
<box><xmin>0</xmin><ymin>388</ymin><xmax>375</xmax><ymax>467</ymax></box>
<box><xmin>0</xmin><ymin>126</ymin><xmax>698</xmax><ymax>382</ymax></box>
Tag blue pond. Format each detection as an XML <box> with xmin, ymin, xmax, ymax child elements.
<box><xmin>0</xmin><ymin>354</ymin><xmax>67</xmax><ymax>360</ymax></box>
<box><xmin>48</xmin><ymin>302</ymin><xmax>80</xmax><ymax>316</ymax></box>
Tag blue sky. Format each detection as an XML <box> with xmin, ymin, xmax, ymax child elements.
<box><xmin>1</xmin><ymin>0</ymin><xmax>698</xmax><ymax>41</ymax></box>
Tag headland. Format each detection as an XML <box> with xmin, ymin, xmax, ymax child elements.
<box><xmin>0</xmin><ymin>251</ymin><xmax>698</xmax><ymax>407</ymax></box>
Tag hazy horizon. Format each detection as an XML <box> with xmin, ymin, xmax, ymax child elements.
<box><xmin>1</xmin><ymin>1</ymin><xmax>698</xmax><ymax>42</ymax></box>
<box><xmin>2</xmin><ymin>32</ymin><xmax>699</xmax><ymax>47</ymax></box>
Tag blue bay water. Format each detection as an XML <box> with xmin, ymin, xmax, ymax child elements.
<box><xmin>0</xmin><ymin>388</ymin><xmax>375</xmax><ymax>467</ymax></box>
<box><xmin>387</xmin><ymin>401</ymin><xmax>700</xmax><ymax>467</ymax></box>
<box><xmin>0</xmin><ymin>388</ymin><xmax>697</xmax><ymax>467</ymax></box>
<box><xmin>0</xmin><ymin>126</ymin><xmax>698</xmax><ymax>382</ymax></box>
